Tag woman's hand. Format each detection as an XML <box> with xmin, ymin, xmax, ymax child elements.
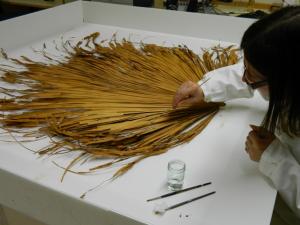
<box><xmin>245</xmin><ymin>125</ymin><xmax>276</xmax><ymax>162</ymax></box>
<box><xmin>172</xmin><ymin>81</ymin><xmax>205</xmax><ymax>109</ymax></box>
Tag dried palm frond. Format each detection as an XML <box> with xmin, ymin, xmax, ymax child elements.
<box><xmin>0</xmin><ymin>32</ymin><xmax>239</xmax><ymax>179</ymax></box>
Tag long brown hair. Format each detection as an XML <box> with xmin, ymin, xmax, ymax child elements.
<box><xmin>241</xmin><ymin>6</ymin><xmax>300</xmax><ymax>136</ymax></box>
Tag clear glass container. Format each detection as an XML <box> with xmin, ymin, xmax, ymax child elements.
<box><xmin>167</xmin><ymin>159</ymin><xmax>185</xmax><ymax>191</ymax></box>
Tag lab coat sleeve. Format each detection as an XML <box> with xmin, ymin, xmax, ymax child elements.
<box><xmin>259</xmin><ymin>139</ymin><xmax>300</xmax><ymax>217</ymax></box>
<box><xmin>199</xmin><ymin>62</ymin><xmax>254</xmax><ymax>102</ymax></box>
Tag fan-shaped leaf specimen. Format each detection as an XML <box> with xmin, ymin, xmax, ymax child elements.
<box><xmin>0</xmin><ymin>32</ymin><xmax>238</xmax><ymax>179</ymax></box>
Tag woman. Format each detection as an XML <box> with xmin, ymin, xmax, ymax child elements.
<box><xmin>172</xmin><ymin>6</ymin><xmax>300</xmax><ymax>225</ymax></box>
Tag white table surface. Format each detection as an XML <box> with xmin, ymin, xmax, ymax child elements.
<box><xmin>0</xmin><ymin>2</ymin><xmax>276</xmax><ymax>225</ymax></box>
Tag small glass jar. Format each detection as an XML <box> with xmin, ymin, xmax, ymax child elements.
<box><xmin>167</xmin><ymin>159</ymin><xmax>186</xmax><ymax>191</ymax></box>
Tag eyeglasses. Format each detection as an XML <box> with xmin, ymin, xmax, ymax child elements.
<box><xmin>243</xmin><ymin>67</ymin><xmax>268</xmax><ymax>89</ymax></box>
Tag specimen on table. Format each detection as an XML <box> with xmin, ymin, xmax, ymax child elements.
<box><xmin>0</xmin><ymin>32</ymin><xmax>238</xmax><ymax>180</ymax></box>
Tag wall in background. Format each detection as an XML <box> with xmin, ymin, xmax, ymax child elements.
<box><xmin>92</xmin><ymin>0</ymin><xmax>133</xmax><ymax>5</ymax></box>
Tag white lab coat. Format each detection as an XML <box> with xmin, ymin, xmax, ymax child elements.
<box><xmin>200</xmin><ymin>63</ymin><xmax>300</xmax><ymax>225</ymax></box>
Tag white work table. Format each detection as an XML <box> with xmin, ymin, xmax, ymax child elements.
<box><xmin>0</xmin><ymin>1</ymin><xmax>276</xmax><ymax>225</ymax></box>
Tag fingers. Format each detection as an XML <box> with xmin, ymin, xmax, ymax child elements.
<box><xmin>245</xmin><ymin>132</ymin><xmax>253</xmax><ymax>152</ymax></box>
<box><xmin>245</xmin><ymin>130</ymin><xmax>259</xmax><ymax>161</ymax></box>
<box><xmin>175</xmin><ymin>97</ymin><xmax>198</xmax><ymax>108</ymax></box>
<box><xmin>245</xmin><ymin>139</ymin><xmax>254</xmax><ymax>160</ymax></box>
<box><xmin>247</xmin><ymin>131</ymin><xmax>255</xmax><ymax>143</ymax></box>
<box><xmin>249</xmin><ymin>124</ymin><xmax>260</xmax><ymax>132</ymax></box>
<box><xmin>249</xmin><ymin>124</ymin><xmax>275</xmax><ymax>139</ymax></box>
<box><xmin>245</xmin><ymin>128</ymin><xmax>275</xmax><ymax>162</ymax></box>
<box><xmin>172</xmin><ymin>81</ymin><xmax>204</xmax><ymax>109</ymax></box>
<box><xmin>173</xmin><ymin>81</ymin><xmax>194</xmax><ymax>109</ymax></box>
<box><xmin>245</xmin><ymin>140</ymin><xmax>249</xmax><ymax>153</ymax></box>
